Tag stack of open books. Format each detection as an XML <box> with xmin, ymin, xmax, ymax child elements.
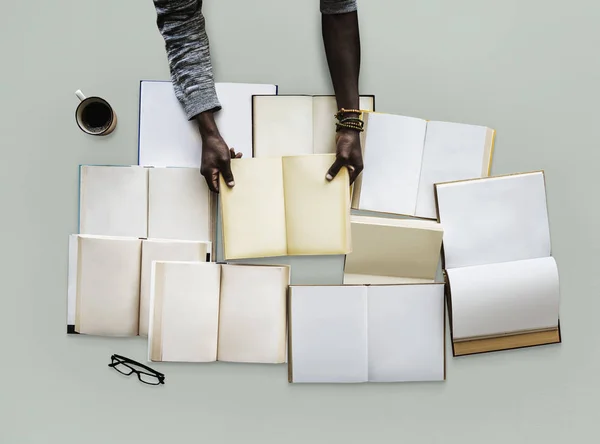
<box><xmin>65</xmin><ymin>81</ymin><xmax>561</xmax><ymax>384</ymax></box>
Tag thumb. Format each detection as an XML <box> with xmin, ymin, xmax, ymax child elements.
<box><xmin>326</xmin><ymin>156</ymin><xmax>346</xmax><ymax>181</ymax></box>
<box><xmin>220</xmin><ymin>159</ymin><xmax>235</xmax><ymax>188</ymax></box>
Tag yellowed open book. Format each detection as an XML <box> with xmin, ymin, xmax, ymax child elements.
<box><xmin>344</xmin><ymin>215</ymin><xmax>443</xmax><ymax>284</ymax></box>
<box><xmin>219</xmin><ymin>154</ymin><xmax>352</xmax><ymax>260</ymax></box>
<box><xmin>148</xmin><ymin>262</ymin><xmax>290</xmax><ymax>363</ymax></box>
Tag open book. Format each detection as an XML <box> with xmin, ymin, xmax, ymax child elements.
<box><xmin>435</xmin><ymin>171</ymin><xmax>561</xmax><ymax>356</ymax></box>
<box><xmin>288</xmin><ymin>284</ymin><xmax>445</xmax><ymax>383</ymax></box>
<box><xmin>149</xmin><ymin>262</ymin><xmax>289</xmax><ymax>363</ymax></box>
<box><xmin>343</xmin><ymin>215</ymin><xmax>443</xmax><ymax>284</ymax></box>
<box><xmin>352</xmin><ymin>113</ymin><xmax>495</xmax><ymax>219</ymax></box>
<box><xmin>252</xmin><ymin>95</ymin><xmax>375</xmax><ymax>157</ymax></box>
<box><xmin>78</xmin><ymin>165</ymin><xmax>215</xmax><ymax>253</ymax></box>
<box><xmin>138</xmin><ymin>81</ymin><xmax>277</xmax><ymax>166</ymax></box>
<box><xmin>67</xmin><ymin>235</ymin><xmax>209</xmax><ymax>336</ymax></box>
<box><xmin>219</xmin><ymin>154</ymin><xmax>352</xmax><ymax>260</ymax></box>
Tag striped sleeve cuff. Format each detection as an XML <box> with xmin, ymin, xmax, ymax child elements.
<box><xmin>182</xmin><ymin>84</ymin><xmax>222</xmax><ymax>120</ymax></box>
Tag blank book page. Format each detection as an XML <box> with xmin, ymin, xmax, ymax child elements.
<box><xmin>283</xmin><ymin>154</ymin><xmax>351</xmax><ymax>255</ymax></box>
<box><xmin>447</xmin><ymin>257</ymin><xmax>560</xmax><ymax>340</ymax></box>
<box><xmin>355</xmin><ymin>113</ymin><xmax>427</xmax><ymax>216</ymax></box>
<box><xmin>217</xmin><ymin>265</ymin><xmax>289</xmax><ymax>363</ymax></box>
<box><xmin>290</xmin><ymin>285</ymin><xmax>368</xmax><ymax>383</ymax></box>
<box><xmin>436</xmin><ymin>172</ymin><xmax>551</xmax><ymax>269</ymax></box>
<box><xmin>220</xmin><ymin>158</ymin><xmax>288</xmax><ymax>259</ymax></box>
<box><xmin>147</xmin><ymin>167</ymin><xmax>211</xmax><ymax>242</ymax></box>
<box><xmin>367</xmin><ymin>284</ymin><xmax>445</xmax><ymax>382</ymax></box>
<box><xmin>152</xmin><ymin>262</ymin><xmax>221</xmax><ymax>362</ymax></box>
<box><xmin>415</xmin><ymin>121</ymin><xmax>490</xmax><ymax>219</ymax></box>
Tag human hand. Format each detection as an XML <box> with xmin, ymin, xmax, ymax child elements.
<box><xmin>326</xmin><ymin>128</ymin><xmax>363</xmax><ymax>185</ymax></box>
<box><xmin>200</xmin><ymin>134</ymin><xmax>242</xmax><ymax>193</ymax></box>
<box><xmin>196</xmin><ymin>111</ymin><xmax>242</xmax><ymax>193</ymax></box>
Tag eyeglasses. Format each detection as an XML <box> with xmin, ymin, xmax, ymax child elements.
<box><xmin>108</xmin><ymin>354</ymin><xmax>165</xmax><ymax>385</ymax></box>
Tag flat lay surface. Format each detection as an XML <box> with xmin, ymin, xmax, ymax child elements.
<box><xmin>1</xmin><ymin>0</ymin><xmax>597</xmax><ymax>443</ymax></box>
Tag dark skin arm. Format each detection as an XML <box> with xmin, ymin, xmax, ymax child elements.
<box><xmin>197</xmin><ymin>9</ymin><xmax>363</xmax><ymax>192</ymax></box>
<box><xmin>322</xmin><ymin>10</ymin><xmax>363</xmax><ymax>184</ymax></box>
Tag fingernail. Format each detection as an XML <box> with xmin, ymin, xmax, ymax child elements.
<box><xmin>326</xmin><ymin>174</ymin><xmax>333</xmax><ymax>181</ymax></box>
<box><xmin>227</xmin><ymin>181</ymin><xmax>235</xmax><ymax>187</ymax></box>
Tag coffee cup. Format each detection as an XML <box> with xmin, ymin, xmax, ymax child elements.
<box><xmin>75</xmin><ymin>90</ymin><xmax>117</xmax><ymax>136</ymax></box>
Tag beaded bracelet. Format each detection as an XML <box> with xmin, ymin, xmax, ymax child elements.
<box><xmin>335</xmin><ymin>108</ymin><xmax>365</xmax><ymax>132</ymax></box>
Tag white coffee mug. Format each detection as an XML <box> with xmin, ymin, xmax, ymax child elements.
<box><xmin>75</xmin><ymin>90</ymin><xmax>117</xmax><ymax>136</ymax></box>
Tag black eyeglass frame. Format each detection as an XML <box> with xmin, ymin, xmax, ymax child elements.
<box><xmin>108</xmin><ymin>354</ymin><xmax>165</xmax><ymax>385</ymax></box>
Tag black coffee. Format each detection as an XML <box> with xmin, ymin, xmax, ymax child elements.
<box><xmin>81</xmin><ymin>102</ymin><xmax>112</xmax><ymax>132</ymax></box>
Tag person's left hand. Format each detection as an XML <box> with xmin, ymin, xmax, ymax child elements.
<box><xmin>326</xmin><ymin>128</ymin><xmax>363</xmax><ymax>185</ymax></box>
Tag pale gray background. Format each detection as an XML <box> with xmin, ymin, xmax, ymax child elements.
<box><xmin>1</xmin><ymin>0</ymin><xmax>598</xmax><ymax>442</ymax></box>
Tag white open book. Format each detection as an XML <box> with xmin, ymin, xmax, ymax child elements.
<box><xmin>343</xmin><ymin>215</ymin><xmax>443</xmax><ymax>284</ymax></box>
<box><xmin>352</xmin><ymin>113</ymin><xmax>495</xmax><ymax>219</ymax></box>
<box><xmin>138</xmin><ymin>81</ymin><xmax>277</xmax><ymax>166</ymax></box>
<box><xmin>148</xmin><ymin>262</ymin><xmax>289</xmax><ymax>363</ymax></box>
<box><xmin>252</xmin><ymin>95</ymin><xmax>375</xmax><ymax>157</ymax></box>
<box><xmin>288</xmin><ymin>284</ymin><xmax>445</xmax><ymax>383</ymax></box>
<box><xmin>67</xmin><ymin>235</ymin><xmax>210</xmax><ymax>336</ymax></box>
<box><xmin>219</xmin><ymin>154</ymin><xmax>352</xmax><ymax>260</ymax></box>
<box><xmin>435</xmin><ymin>171</ymin><xmax>561</xmax><ymax>356</ymax></box>
<box><xmin>78</xmin><ymin>165</ymin><xmax>215</xmax><ymax>254</ymax></box>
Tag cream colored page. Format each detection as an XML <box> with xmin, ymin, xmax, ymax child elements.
<box><xmin>219</xmin><ymin>158</ymin><xmax>288</xmax><ymax>259</ymax></box>
<box><xmin>415</xmin><ymin>121</ymin><xmax>490</xmax><ymax>219</ymax></box>
<box><xmin>312</xmin><ymin>96</ymin><xmax>375</xmax><ymax>154</ymax></box>
<box><xmin>139</xmin><ymin>240</ymin><xmax>209</xmax><ymax>336</ymax></box>
<box><xmin>343</xmin><ymin>274</ymin><xmax>435</xmax><ymax>285</ymax></box>
<box><xmin>344</xmin><ymin>216</ymin><xmax>443</xmax><ymax>280</ymax></box>
<box><xmin>253</xmin><ymin>96</ymin><xmax>314</xmax><ymax>157</ymax></box>
<box><xmin>355</xmin><ymin>113</ymin><xmax>427</xmax><ymax>216</ymax></box>
<box><xmin>448</xmin><ymin>257</ymin><xmax>560</xmax><ymax>340</ymax></box>
<box><xmin>147</xmin><ymin>167</ymin><xmax>212</xmax><ymax>241</ymax></box>
<box><xmin>368</xmin><ymin>284</ymin><xmax>445</xmax><ymax>382</ymax></box>
<box><xmin>76</xmin><ymin>236</ymin><xmax>141</xmax><ymax>336</ymax></box>
<box><xmin>282</xmin><ymin>154</ymin><xmax>351</xmax><ymax>255</ymax></box>
<box><xmin>79</xmin><ymin>166</ymin><xmax>148</xmax><ymax>238</ymax></box>
<box><xmin>148</xmin><ymin>261</ymin><xmax>164</xmax><ymax>361</ymax></box>
<box><xmin>436</xmin><ymin>172</ymin><xmax>551</xmax><ymax>269</ymax></box>
<box><xmin>154</xmin><ymin>262</ymin><xmax>221</xmax><ymax>362</ymax></box>
<box><xmin>290</xmin><ymin>285</ymin><xmax>368</xmax><ymax>383</ymax></box>
<box><xmin>217</xmin><ymin>265</ymin><xmax>289</xmax><ymax>363</ymax></box>
<box><xmin>67</xmin><ymin>234</ymin><xmax>78</xmax><ymax>326</ymax></box>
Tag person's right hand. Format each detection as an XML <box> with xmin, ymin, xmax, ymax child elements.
<box><xmin>200</xmin><ymin>133</ymin><xmax>241</xmax><ymax>193</ymax></box>
<box><xmin>196</xmin><ymin>110</ymin><xmax>241</xmax><ymax>193</ymax></box>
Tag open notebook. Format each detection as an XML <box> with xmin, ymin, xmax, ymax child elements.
<box><xmin>138</xmin><ymin>81</ymin><xmax>277</xmax><ymax>166</ymax></box>
<box><xmin>435</xmin><ymin>171</ymin><xmax>561</xmax><ymax>356</ymax></box>
<box><xmin>78</xmin><ymin>165</ymin><xmax>215</xmax><ymax>254</ymax></box>
<box><xmin>252</xmin><ymin>95</ymin><xmax>375</xmax><ymax>157</ymax></box>
<box><xmin>67</xmin><ymin>235</ymin><xmax>210</xmax><ymax>336</ymax></box>
<box><xmin>352</xmin><ymin>113</ymin><xmax>495</xmax><ymax>219</ymax></box>
<box><xmin>288</xmin><ymin>284</ymin><xmax>445</xmax><ymax>383</ymax></box>
<box><xmin>219</xmin><ymin>154</ymin><xmax>352</xmax><ymax>260</ymax></box>
<box><xmin>148</xmin><ymin>262</ymin><xmax>289</xmax><ymax>363</ymax></box>
<box><xmin>343</xmin><ymin>215</ymin><xmax>443</xmax><ymax>284</ymax></box>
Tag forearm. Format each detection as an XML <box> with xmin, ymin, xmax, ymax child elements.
<box><xmin>153</xmin><ymin>0</ymin><xmax>220</xmax><ymax>120</ymax></box>
<box><xmin>321</xmin><ymin>1</ymin><xmax>360</xmax><ymax>112</ymax></box>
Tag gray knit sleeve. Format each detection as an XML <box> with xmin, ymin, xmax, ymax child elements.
<box><xmin>153</xmin><ymin>0</ymin><xmax>221</xmax><ymax>120</ymax></box>
<box><xmin>321</xmin><ymin>0</ymin><xmax>358</xmax><ymax>14</ymax></box>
